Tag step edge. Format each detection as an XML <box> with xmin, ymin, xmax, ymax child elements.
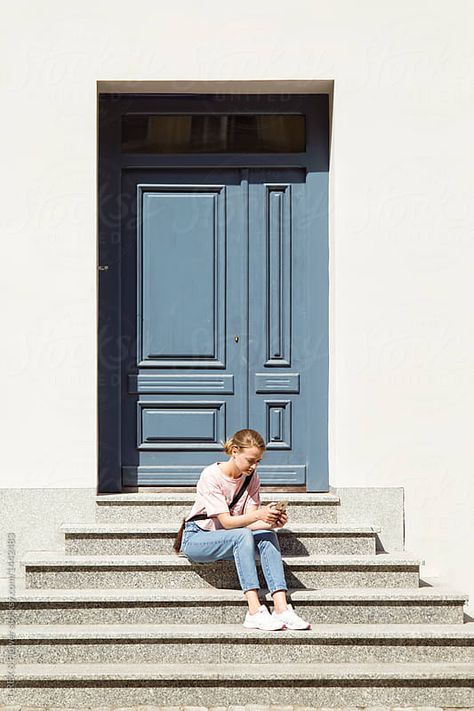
<box><xmin>20</xmin><ymin>553</ymin><xmax>424</xmax><ymax>566</ymax></box>
<box><xmin>1</xmin><ymin>661</ymin><xmax>474</xmax><ymax>681</ymax></box>
<box><xmin>61</xmin><ymin>523</ymin><xmax>381</xmax><ymax>534</ymax></box>
<box><xmin>0</xmin><ymin>587</ymin><xmax>469</xmax><ymax>603</ymax></box>
<box><xmin>95</xmin><ymin>494</ymin><xmax>341</xmax><ymax>504</ymax></box>
<box><xmin>2</xmin><ymin>623</ymin><xmax>474</xmax><ymax>640</ymax></box>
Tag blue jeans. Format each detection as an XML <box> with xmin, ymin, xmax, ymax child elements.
<box><xmin>181</xmin><ymin>520</ymin><xmax>288</xmax><ymax>595</ymax></box>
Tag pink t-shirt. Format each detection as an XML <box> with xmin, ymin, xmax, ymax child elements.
<box><xmin>185</xmin><ymin>462</ymin><xmax>261</xmax><ymax>531</ymax></box>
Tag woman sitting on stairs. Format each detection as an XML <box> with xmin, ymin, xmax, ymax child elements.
<box><xmin>177</xmin><ymin>428</ymin><xmax>311</xmax><ymax>631</ymax></box>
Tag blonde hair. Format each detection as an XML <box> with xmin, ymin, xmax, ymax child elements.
<box><xmin>222</xmin><ymin>429</ymin><xmax>266</xmax><ymax>455</ymax></box>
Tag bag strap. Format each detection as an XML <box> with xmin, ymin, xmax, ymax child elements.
<box><xmin>186</xmin><ymin>471</ymin><xmax>255</xmax><ymax>523</ymax></box>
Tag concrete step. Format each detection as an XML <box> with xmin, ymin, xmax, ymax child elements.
<box><xmin>0</xmin><ymin>586</ymin><xmax>466</xmax><ymax>625</ymax></box>
<box><xmin>1</xmin><ymin>661</ymin><xmax>473</xmax><ymax>707</ymax></box>
<box><xmin>22</xmin><ymin>551</ymin><xmax>422</xmax><ymax>590</ymax></box>
<box><xmin>1</xmin><ymin>622</ymin><xmax>473</xmax><ymax>664</ymax></box>
<box><xmin>95</xmin><ymin>492</ymin><xmax>340</xmax><ymax>524</ymax></box>
<box><xmin>62</xmin><ymin>522</ymin><xmax>380</xmax><ymax>556</ymax></box>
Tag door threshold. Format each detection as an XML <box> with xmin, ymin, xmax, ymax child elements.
<box><xmin>122</xmin><ymin>486</ymin><xmax>307</xmax><ymax>493</ymax></box>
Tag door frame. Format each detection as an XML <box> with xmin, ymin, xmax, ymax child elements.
<box><xmin>98</xmin><ymin>93</ymin><xmax>329</xmax><ymax>493</ymax></box>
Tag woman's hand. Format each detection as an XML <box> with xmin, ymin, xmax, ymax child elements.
<box><xmin>256</xmin><ymin>503</ymin><xmax>281</xmax><ymax>525</ymax></box>
<box><xmin>273</xmin><ymin>511</ymin><xmax>288</xmax><ymax>529</ymax></box>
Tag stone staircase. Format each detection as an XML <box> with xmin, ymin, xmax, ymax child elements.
<box><xmin>1</xmin><ymin>492</ymin><xmax>473</xmax><ymax>707</ymax></box>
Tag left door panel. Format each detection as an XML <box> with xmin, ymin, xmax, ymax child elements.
<box><xmin>120</xmin><ymin>169</ymin><xmax>248</xmax><ymax>485</ymax></box>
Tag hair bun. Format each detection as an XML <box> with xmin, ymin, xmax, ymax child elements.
<box><xmin>221</xmin><ymin>429</ymin><xmax>265</xmax><ymax>454</ymax></box>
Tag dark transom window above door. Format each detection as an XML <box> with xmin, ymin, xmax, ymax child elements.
<box><xmin>121</xmin><ymin>114</ymin><xmax>306</xmax><ymax>153</ymax></box>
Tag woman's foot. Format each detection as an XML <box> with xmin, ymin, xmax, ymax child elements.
<box><xmin>272</xmin><ymin>603</ymin><xmax>312</xmax><ymax>630</ymax></box>
<box><xmin>243</xmin><ymin>604</ymin><xmax>285</xmax><ymax>630</ymax></box>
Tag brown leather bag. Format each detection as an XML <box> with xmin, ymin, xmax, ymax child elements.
<box><xmin>172</xmin><ymin>472</ymin><xmax>254</xmax><ymax>554</ymax></box>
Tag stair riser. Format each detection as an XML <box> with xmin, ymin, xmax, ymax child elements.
<box><xmin>25</xmin><ymin>566</ymin><xmax>420</xmax><ymax>590</ymax></box>
<box><xmin>64</xmin><ymin>533</ymin><xmax>376</xmax><ymax>557</ymax></box>
<box><xmin>1</xmin><ymin>681</ymin><xmax>473</xmax><ymax>707</ymax></box>
<box><xmin>0</xmin><ymin>601</ymin><xmax>464</xmax><ymax>625</ymax></box>
<box><xmin>2</xmin><ymin>640</ymin><xmax>473</xmax><ymax>664</ymax></box>
<box><xmin>96</xmin><ymin>503</ymin><xmax>338</xmax><ymax>524</ymax></box>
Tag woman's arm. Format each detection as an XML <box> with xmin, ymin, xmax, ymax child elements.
<box><xmin>246</xmin><ymin>509</ymin><xmax>288</xmax><ymax>530</ymax></box>
<box><xmin>216</xmin><ymin>503</ymin><xmax>281</xmax><ymax>530</ymax></box>
<box><xmin>246</xmin><ymin>519</ymin><xmax>274</xmax><ymax>530</ymax></box>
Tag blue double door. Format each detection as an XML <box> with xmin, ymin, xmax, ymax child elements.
<box><xmin>121</xmin><ymin>166</ymin><xmax>328</xmax><ymax>490</ymax></box>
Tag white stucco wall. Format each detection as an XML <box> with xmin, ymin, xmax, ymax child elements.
<box><xmin>1</xmin><ymin>0</ymin><xmax>473</xmax><ymax>607</ymax></box>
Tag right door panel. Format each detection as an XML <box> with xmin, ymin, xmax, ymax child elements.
<box><xmin>248</xmin><ymin>168</ymin><xmax>328</xmax><ymax>491</ymax></box>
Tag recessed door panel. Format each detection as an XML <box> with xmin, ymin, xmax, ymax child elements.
<box><xmin>265</xmin><ymin>184</ymin><xmax>292</xmax><ymax>366</ymax></box>
<box><xmin>138</xmin><ymin>401</ymin><xmax>226</xmax><ymax>449</ymax></box>
<box><xmin>139</xmin><ymin>186</ymin><xmax>226</xmax><ymax>366</ymax></box>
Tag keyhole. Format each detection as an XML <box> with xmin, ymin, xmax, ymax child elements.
<box><xmin>233</xmin><ymin>335</ymin><xmax>239</xmax><ymax>343</ymax></box>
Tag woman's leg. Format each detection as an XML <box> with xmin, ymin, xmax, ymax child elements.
<box><xmin>183</xmin><ymin>526</ymin><xmax>285</xmax><ymax>627</ymax></box>
<box><xmin>182</xmin><ymin>525</ymin><xmax>261</xmax><ymax>599</ymax></box>
<box><xmin>243</xmin><ymin>589</ymin><xmax>262</xmax><ymax>614</ymax></box>
<box><xmin>252</xmin><ymin>529</ymin><xmax>311</xmax><ymax>628</ymax></box>
<box><xmin>272</xmin><ymin>589</ymin><xmax>289</xmax><ymax>614</ymax></box>
<box><xmin>252</xmin><ymin>529</ymin><xmax>289</xmax><ymax>611</ymax></box>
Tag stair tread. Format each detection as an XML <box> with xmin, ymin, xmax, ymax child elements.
<box><xmin>0</xmin><ymin>586</ymin><xmax>468</xmax><ymax>602</ymax></box>
<box><xmin>96</xmin><ymin>493</ymin><xmax>341</xmax><ymax>503</ymax></box>
<box><xmin>1</xmin><ymin>661</ymin><xmax>474</xmax><ymax>680</ymax></box>
<box><xmin>21</xmin><ymin>551</ymin><xmax>423</xmax><ymax>566</ymax></box>
<box><xmin>1</xmin><ymin>622</ymin><xmax>474</xmax><ymax>639</ymax></box>
<box><xmin>62</xmin><ymin>522</ymin><xmax>381</xmax><ymax>533</ymax></box>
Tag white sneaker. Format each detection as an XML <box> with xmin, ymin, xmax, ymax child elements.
<box><xmin>243</xmin><ymin>604</ymin><xmax>285</xmax><ymax>631</ymax></box>
<box><xmin>272</xmin><ymin>603</ymin><xmax>312</xmax><ymax>630</ymax></box>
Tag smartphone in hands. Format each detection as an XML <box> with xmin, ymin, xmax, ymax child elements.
<box><xmin>271</xmin><ymin>499</ymin><xmax>288</xmax><ymax>528</ymax></box>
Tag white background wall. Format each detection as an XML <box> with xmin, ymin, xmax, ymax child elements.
<box><xmin>1</xmin><ymin>0</ymin><xmax>473</xmax><ymax>610</ymax></box>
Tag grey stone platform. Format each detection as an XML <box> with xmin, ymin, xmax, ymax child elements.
<box><xmin>1</xmin><ymin>491</ymin><xmax>472</xmax><ymax>708</ymax></box>
<box><xmin>95</xmin><ymin>493</ymin><xmax>340</xmax><ymax>524</ymax></box>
